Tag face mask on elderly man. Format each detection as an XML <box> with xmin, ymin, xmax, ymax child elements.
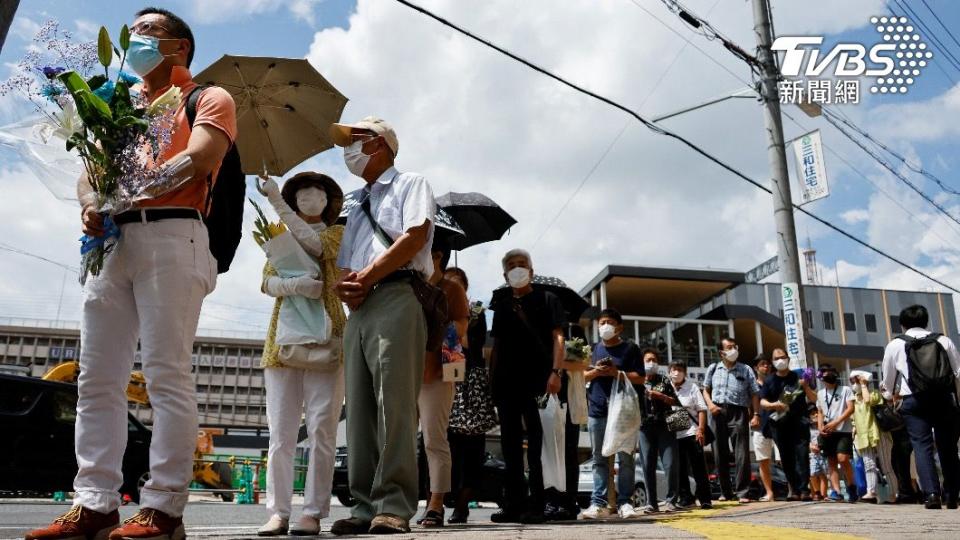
<box><xmin>296</xmin><ymin>187</ymin><xmax>327</xmax><ymax>217</ymax></box>
<box><xmin>344</xmin><ymin>140</ymin><xmax>373</xmax><ymax>177</ymax></box>
<box><xmin>506</xmin><ymin>267</ymin><xmax>531</xmax><ymax>288</ymax></box>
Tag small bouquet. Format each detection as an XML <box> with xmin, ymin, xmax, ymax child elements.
<box><xmin>564</xmin><ymin>337</ymin><xmax>591</xmax><ymax>365</ymax></box>
<box><xmin>251</xmin><ymin>199</ymin><xmax>287</xmax><ymax>246</ymax></box>
<box><xmin>442</xmin><ymin>324</ymin><xmax>465</xmax><ymax>382</ymax></box>
<box><xmin>1</xmin><ymin>21</ymin><xmax>185</xmax><ymax>283</ymax></box>
<box><xmin>770</xmin><ymin>387</ymin><xmax>805</xmax><ymax>421</ymax></box>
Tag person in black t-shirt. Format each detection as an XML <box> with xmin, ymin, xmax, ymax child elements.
<box><xmin>759</xmin><ymin>348</ymin><xmax>818</xmax><ymax>500</ymax></box>
<box><xmin>639</xmin><ymin>349</ymin><xmax>681</xmax><ymax>513</ymax></box>
<box><xmin>489</xmin><ymin>249</ymin><xmax>565</xmax><ymax>524</ymax></box>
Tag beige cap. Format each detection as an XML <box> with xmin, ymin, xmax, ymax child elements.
<box><xmin>330</xmin><ymin>116</ymin><xmax>399</xmax><ymax>156</ymax></box>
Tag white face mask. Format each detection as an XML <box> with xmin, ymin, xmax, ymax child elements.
<box><xmin>722</xmin><ymin>349</ymin><xmax>739</xmax><ymax>363</ymax></box>
<box><xmin>506</xmin><ymin>267</ymin><xmax>531</xmax><ymax>288</ymax></box>
<box><xmin>344</xmin><ymin>140</ymin><xmax>372</xmax><ymax>177</ymax></box>
<box><xmin>645</xmin><ymin>362</ymin><xmax>658</xmax><ymax>375</ymax></box>
<box><xmin>598</xmin><ymin>323</ymin><xmax>617</xmax><ymax>341</ymax></box>
<box><xmin>853</xmin><ymin>383</ymin><xmax>861</xmax><ymax>393</ymax></box>
<box><xmin>773</xmin><ymin>359</ymin><xmax>789</xmax><ymax>371</ymax></box>
<box><xmin>295</xmin><ymin>187</ymin><xmax>328</xmax><ymax>217</ymax></box>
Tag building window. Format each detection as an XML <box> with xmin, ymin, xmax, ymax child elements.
<box><xmin>844</xmin><ymin>313</ymin><xmax>857</xmax><ymax>332</ymax></box>
<box><xmin>822</xmin><ymin>311</ymin><xmax>836</xmax><ymax>331</ymax></box>
<box><xmin>805</xmin><ymin>310</ymin><xmax>814</xmax><ymax>329</ymax></box>
<box><xmin>890</xmin><ymin>315</ymin><xmax>900</xmax><ymax>333</ymax></box>
<box><xmin>865</xmin><ymin>314</ymin><xmax>878</xmax><ymax>333</ymax></box>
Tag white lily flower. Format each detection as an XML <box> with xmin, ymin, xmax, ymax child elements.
<box><xmin>39</xmin><ymin>100</ymin><xmax>83</xmax><ymax>142</ymax></box>
<box><xmin>147</xmin><ymin>85</ymin><xmax>182</xmax><ymax>116</ymax></box>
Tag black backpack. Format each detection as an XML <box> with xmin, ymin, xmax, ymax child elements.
<box><xmin>899</xmin><ymin>333</ymin><xmax>956</xmax><ymax>396</ymax></box>
<box><xmin>186</xmin><ymin>85</ymin><xmax>244</xmax><ymax>273</ymax></box>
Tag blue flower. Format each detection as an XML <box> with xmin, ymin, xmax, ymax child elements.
<box><xmin>41</xmin><ymin>66</ymin><xmax>65</xmax><ymax>80</ymax></box>
<box><xmin>40</xmin><ymin>83</ymin><xmax>63</xmax><ymax>101</ymax></box>
<box><xmin>117</xmin><ymin>71</ymin><xmax>141</xmax><ymax>85</ymax></box>
<box><xmin>92</xmin><ymin>80</ymin><xmax>115</xmax><ymax>101</ymax></box>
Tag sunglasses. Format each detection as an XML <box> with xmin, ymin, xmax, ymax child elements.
<box><xmin>130</xmin><ymin>20</ymin><xmax>173</xmax><ymax>35</ymax></box>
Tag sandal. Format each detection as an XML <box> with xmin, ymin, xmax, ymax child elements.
<box><xmin>448</xmin><ymin>510</ymin><xmax>468</xmax><ymax>524</ymax></box>
<box><xmin>419</xmin><ymin>509</ymin><xmax>444</xmax><ymax>528</ymax></box>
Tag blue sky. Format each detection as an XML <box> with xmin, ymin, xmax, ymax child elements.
<box><xmin>2</xmin><ymin>0</ymin><xmax>960</xmax><ymax>332</ymax></box>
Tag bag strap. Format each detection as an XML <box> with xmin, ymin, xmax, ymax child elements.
<box><xmin>361</xmin><ymin>196</ymin><xmax>395</xmax><ymax>249</ymax></box>
<box><xmin>512</xmin><ymin>299</ymin><xmax>553</xmax><ymax>362</ymax></box>
<box><xmin>185</xmin><ymin>84</ymin><xmax>216</xmax><ymax>216</ymax></box>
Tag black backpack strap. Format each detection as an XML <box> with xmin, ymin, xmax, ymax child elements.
<box><xmin>184</xmin><ymin>84</ymin><xmax>218</xmax><ymax>216</ymax></box>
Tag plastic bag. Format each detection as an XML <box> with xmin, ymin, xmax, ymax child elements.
<box><xmin>567</xmin><ymin>370</ymin><xmax>588</xmax><ymax>425</ymax></box>
<box><xmin>540</xmin><ymin>394</ymin><xmax>567</xmax><ymax>491</ymax></box>
<box><xmin>854</xmin><ymin>453</ymin><xmax>867</xmax><ymax>496</ymax></box>
<box><xmin>602</xmin><ymin>371</ymin><xmax>641</xmax><ymax>457</ymax></box>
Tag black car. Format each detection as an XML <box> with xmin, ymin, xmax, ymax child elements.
<box><xmin>0</xmin><ymin>374</ymin><xmax>152</xmax><ymax>501</ymax></box>
<box><xmin>332</xmin><ymin>436</ymin><xmax>507</xmax><ymax>508</ymax></box>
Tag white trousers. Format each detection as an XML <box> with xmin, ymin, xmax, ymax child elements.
<box><xmin>74</xmin><ymin>218</ymin><xmax>216</xmax><ymax>517</ymax></box>
<box><xmin>418</xmin><ymin>380</ymin><xmax>455</xmax><ymax>493</ymax></box>
<box><xmin>861</xmin><ymin>446</ymin><xmax>880</xmax><ymax>495</ymax></box>
<box><xmin>264</xmin><ymin>366</ymin><xmax>345</xmax><ymax>519</ymax></box>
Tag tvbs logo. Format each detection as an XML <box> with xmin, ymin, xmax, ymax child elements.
<box><xmin>772</xmin><ymin>16</ymin><xmax>933</xmax><ymax>95</ymax></box>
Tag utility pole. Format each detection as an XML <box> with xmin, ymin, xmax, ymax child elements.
<box><xmin>0</xmin><ymin>0</ymin><xmax>20</xmax><ymax>54</ymax></box>
<box><xmin>751</xmin><ymin>0</ymin><xmax>810</xmax><ymax>368</ymax></box>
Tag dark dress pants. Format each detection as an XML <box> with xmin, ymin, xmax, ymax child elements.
<box><xmin>713</xmin><ymin>404</ymin><xmax>752</xmax><ymax>499</ymax></box>
<box><xmin>497</xmin><ymin>394</ymin><xmax>544</xmax><ymax>513</ymax></box>
<box><xmin>901</xmin><ymin>393</ymin><xmax>960</xmax><ymax>500</ymax></box>
<box><xmin>677</xmin><ymin>435</ymin><xmax>713</xmax><ymax>505</ymax></box>
<box><xmin>772</xmin><ymin>420</ymin><xmax>811</xmax><ymax>496</ymax></box>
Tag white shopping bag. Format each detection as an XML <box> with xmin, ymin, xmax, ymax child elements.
<box><xmin>567</xmin><ymin>370</ymin><xmax>589</xmax><ymax>425</ymax></box>
<box><xmin>262</xmin><ymin>231</ymin><xmax>328</xmax><ymax>345</ymax></box>
<box><xmin>601</xmin><ymin>371</ymin><xmax>641</xmax><ymax>457</ymax></box>
<box><xmin>540</xmin><ymin>394</ymin><xmax>567</xmax><ymax>491</ymax></box>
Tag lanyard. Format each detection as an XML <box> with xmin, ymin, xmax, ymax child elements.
<box><xmin>824</xmin><ymin>387</ymin><xmax>841</xmax><ymax>418</ymax></box>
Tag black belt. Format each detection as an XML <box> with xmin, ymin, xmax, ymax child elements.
<box><xmin>114</xmin><ymin>208</ymin><xmax>202</xmax><ymax>225</ymax></box>
<box><xmin>378</xmin><ymin>269</ymin><xmax>417</xmax><ymax>286</ymax></box>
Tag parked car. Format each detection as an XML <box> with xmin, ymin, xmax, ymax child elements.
<box><xmin>332</xmin><ymin>435</ymin><xmax>507</xmax><ymax>508</ymax></box>
<box><xmin>0</xmin><ymin>374</ymin><xmax>152</xmax><ymax>501</ymax></box>
<box><xmin>576</xmin><ymin>455</ymin><xmax>698</xmax><ymax>508</ymax></box>
<box><xmin>708</xmin><ymin>461</ymin><xmax>790</xmax><ymax>500</ymax></box>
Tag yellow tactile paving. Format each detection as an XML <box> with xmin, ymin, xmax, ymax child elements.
<box><xmin>656</xmin><ymin>504</ymin><xmax>867</xmax><ymax>540</ymax></box>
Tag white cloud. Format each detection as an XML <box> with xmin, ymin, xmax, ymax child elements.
<box><xmin>9</xmin><ymin>16</ymin><xmax>41</xmax><ymax>41</ymax></box>
<box><xmin>0</xmin><ymin>0</ymin><xmax>945</xmax><ymax>333</ymax></box>
<box><xmin>189</xmin><ymin>0</ymin><xmax>324</xmax><ymax>25</ymax></box>
<box><xmin>73</xmin><ymin>19</ymin><xmax>100</xmax><ymax>40</ymax></box>
<box><xmin>840</xmin><ymin>208</ymin><xmax>870</xmax><ymax>224</ymax></box>
<box><xmin>867</xmin><ymin>83</ymin><xmax>960</xmax><ymax>143</ymax></box>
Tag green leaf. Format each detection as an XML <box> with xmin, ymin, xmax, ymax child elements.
<box><xmin>97</xmin><ymin>27</ymin><xmax>113</xmax><ymax>68</ymax></box>
<box><xmin>87</xmin><ymin>75</ymin><xmax>108</xmax><ymax>91</ymax></box>
<box><xmin>119</xmin><ymin>25</ymin><xmax>130</xmax><ymax>51</ymax></box>
<box><xmin>59</xmin><ymin>71</ymin><xmax>92</xmax><ymax>94</ymax></box>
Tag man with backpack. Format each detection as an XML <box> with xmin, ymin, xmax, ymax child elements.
<box><xmin>881</xmin><ymin>304</ymin><xmax>960</xmax><ymax>510</ymax></box>
<box><xmin>27</xmin><ymin>7</ymin><xmax>238</xmax><ymax>540</ymax></box>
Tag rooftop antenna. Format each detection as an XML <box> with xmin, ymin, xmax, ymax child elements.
<box><xmin>802</xmin><ymin>232</ymin><xmax>820</xmax><ymax>285</ymax></box>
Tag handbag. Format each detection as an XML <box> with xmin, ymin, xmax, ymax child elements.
<box><xmin>665</xmin><ymin>407</ymin><xmax>692</xmax><ymax>432</ymax></box>
<box><xmin>361</xmin><ymin>197</ymin><xmax>448</xmax><ymax>352</ymax></box>
<box><xmin>448</xmin><ymin>366</ymin><xmax>499</xmax><ymax>435</ymax></box>
<box><xmin>873</xmin><ymin>401</ymin><xmax>905</xmax><ymax>432</ymax></box>
<box><xmin>278</xmin><ymin>338</ymin><xmax>342</xmax><ymax>372</ymax></box>
<box><xmin>686</xmin><ymin>407</ymin><xmax>716</xmax><ymax>446</ymax></box>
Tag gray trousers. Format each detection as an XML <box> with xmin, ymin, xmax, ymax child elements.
<box><xmin>344</xmin><ymin>281</ymin><xmax>426</xmax><ymax>522</ymax></box>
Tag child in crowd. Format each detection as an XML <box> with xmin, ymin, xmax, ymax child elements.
<box><xmin>808</xmin><ymin>406</ymin><xmax>828</xmax><ymax>501</ymax></box>
<box><xmin>850</xmin><ymin>371</ymin><xmax>882</xmax><ymax>503</ymax></box>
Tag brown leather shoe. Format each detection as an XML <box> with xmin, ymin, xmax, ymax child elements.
<box><xmin>108</xmin><ymin>508</ymin><xmax>185</xmax><ymax>540</ymax></box>
<box><xmin>369</xmin><ymin>513</ymin><xmax>410</xmax><ymax>534</ymax></box>
<box><xmin>330</xmin><ymin>517</ymin><xmax>370</xmax><ymax>536</ymax></box>
<box><xmin>25</xmin><ymin>506</ymin><xmax>119</xmax><ymax>540</ymax></box>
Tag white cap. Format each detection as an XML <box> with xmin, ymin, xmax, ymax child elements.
<box><xmin>330</xmin><ymin>116</ymin><xmax>399</xmax><ymax>156</ymax></box>
<box><xmin>849</xmin><ymin>370</ymin><xmax>873</xmax><ymax>383</ymax></box>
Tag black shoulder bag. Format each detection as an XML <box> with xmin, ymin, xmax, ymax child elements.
<box><xmin>360</xmin><ymin>197</ymin><xmax>448</xmax><ymax>352</ymax></box>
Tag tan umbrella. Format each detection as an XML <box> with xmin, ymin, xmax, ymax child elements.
<box><xmin>195</xmin><ymin>55</ymin><xmax>348</xmax><ymax>176</ymax></box>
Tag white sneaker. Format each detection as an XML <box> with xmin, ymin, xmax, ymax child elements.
<box><xmin>257</xmin><ymin>515</ymin><xmax>289</xmax><ymax>536</ymax></box>
<box><xmin>618</xmin><ymin>503</ymin><xmax>639</xmax><ymax>519</ymax></box>
<box><xmin>289</xmin><ymin>515</ymin><xmax>320</xmax><ymax>536</ymax></box>
<box><xmin>581</xmin><ymin>504</ymin><xmax>612</xmax><ymax>519</ymax></box>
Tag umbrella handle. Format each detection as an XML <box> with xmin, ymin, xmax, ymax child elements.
<box><xmin>254</xmin><ymin>175</ymin><xmax>269</xmax><ymax>197</ymax></box>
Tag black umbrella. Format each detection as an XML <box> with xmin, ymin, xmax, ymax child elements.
<box><xmin>337</xmin><ymin>188</ymin><xmax>466</xmax><ymax>246</ymax></box>
<box><xmin>435</xmin><ymin>192</ymin><xmax>516</xmax><ymax>251</ymax></box>
<box><xmin>489</xmin><ymin>274</ymin><xmax>591</xmax><ymax>323</ymax></box>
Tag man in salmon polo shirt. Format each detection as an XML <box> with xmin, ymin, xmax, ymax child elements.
<box><xmin>27</xmin><ymin>7</ymin><xmax>236</xmax><ymax>540</ymax></box>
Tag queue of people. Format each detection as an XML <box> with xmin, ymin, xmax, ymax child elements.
<box><xmin>22</xmin><ymin>6</ymin><xmax>960</xmax><ymax>539</ymax></box>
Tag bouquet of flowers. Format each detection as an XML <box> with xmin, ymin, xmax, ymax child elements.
<box><xmin>770</xmin><ymin>387</ymin><xmax>806</xmax><ymax>421</ymax></box>
<box><xmin>564</xmin><ymin>337</ymin><xmax>591</xmax><ymax>365</ymax></box>
<box><xmin>0</xmin><ymin>21</ymin><xmax>184</xmax><ymax>283</ymax></box>
<box><xmin>250</xmin><ymin>199</ymin><xmax>287</xmax><ymax>246</ymax></box>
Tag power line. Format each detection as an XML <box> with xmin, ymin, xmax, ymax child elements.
<box><xmin>820</xmin><ymin>108</ymin><xmax>960</xmax><ymax>234</ymax></box>
<box><xmin>391</xmin><ymin>0</ymin><xmax>960</xmax><ymax>294</ymax></box>
<box><xmin>920</xmin><ymin>0</ymin><xmax>960</xmax><ymax>53</ymax></box>
<box><xmin>892</xmin><ymin>0</ymin><xmax>960</xmax><ymax>73</ymax></box>
<box><xmin>532</xmin><ymin>0</ymin><xmax>721</xmax><ymax>249</ymax></box>
<box><xmin>0</xmin><ymin>242</ymin><xmax>79</xmax><ymax>273</ymax></box>
<box><xmin>629</xmin><ymin>0</ymin><xmax>960</xmax><ymax>250</ymax></box>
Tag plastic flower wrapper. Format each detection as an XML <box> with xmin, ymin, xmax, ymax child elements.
<box><xmin>770</xmin><ymin>387</ymin><xmax>806</xmax><ymax>421</ymax></box>
<box><xmin>564</xmin><ymin>337</ymin><xmax>591</xmax><ymax>364</ymax></box>
<box><xmin>250</xmin><ymin>199</ymin><xmax>287</xmax><ymax>247</ymax></box>
<box><xmin>0</xmin><ymin>21</ymin><xmax>184</xmax><ymax>284</ymax></box>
